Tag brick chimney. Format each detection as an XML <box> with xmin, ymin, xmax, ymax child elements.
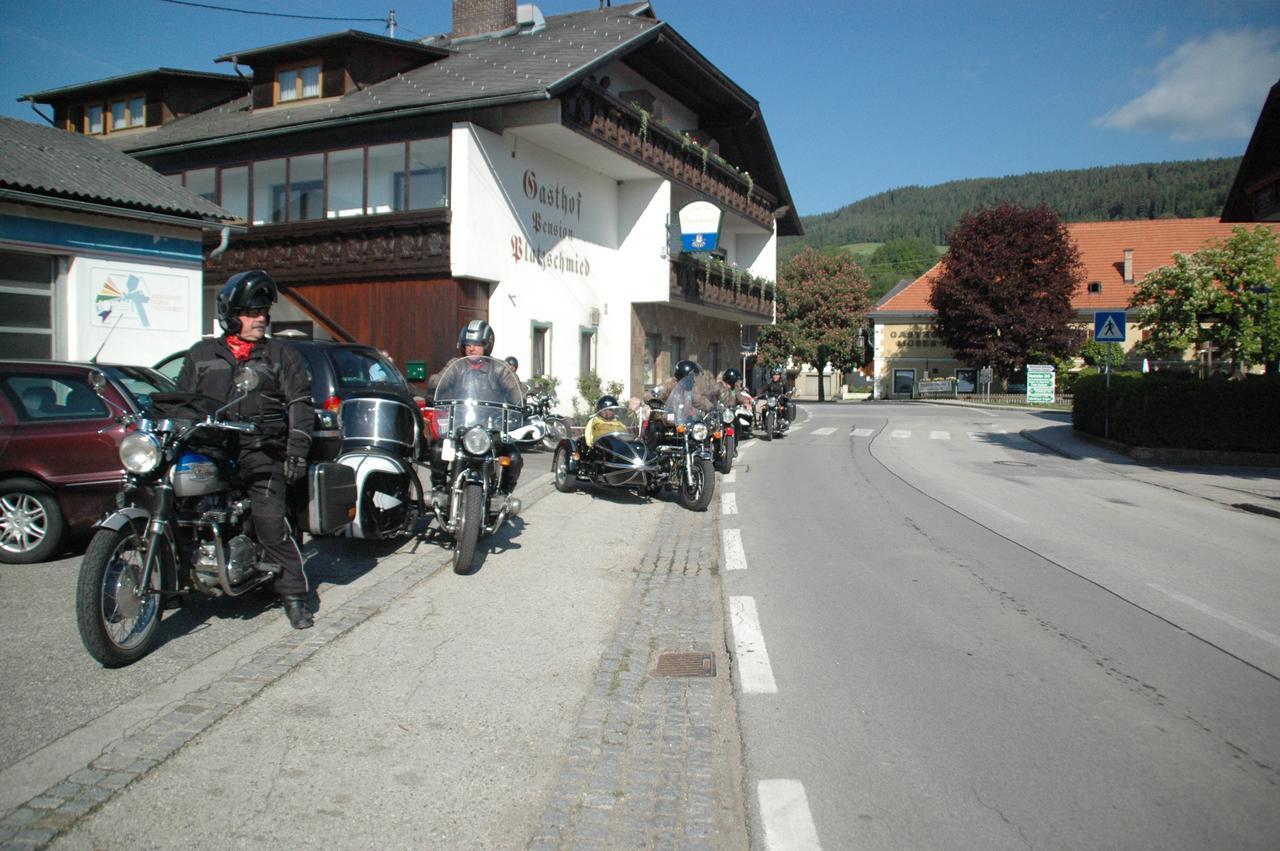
<box><xmin>452</xmin><ymin>0</ymin><xmax>517</xmax><ymax>38</ymax></box>
<box><xmin>1123</xmin><ymin>248</ymin><xmax>1134</xmax><ymax>284</ymax></box>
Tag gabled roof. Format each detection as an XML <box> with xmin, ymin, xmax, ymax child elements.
<box><xmin>21</xmin><ymin>68</ymin><xmax>246</xmax><ymax>104</ymax></box>
<box><xmin>0</xmin><ymin>116</ymin><xmax>235</xmax><ymax>223</ymax></box>
<box><xmin>1222</xmin><ymin>77</ymin><xmax>1280</xmax><ymax>222</ymax></box>
<box><xmin>90</xmin><ymin>2</ymin><xmax>798</xmax><ymax>233</ymax></box>
<box><xmin>215</xmin><ymin>29</ymin><xmax>450</xmax><ymax>65</ymax></box>
<box><xmin>871</xmin><ymin>218</ymin><xmax>1253</xmax><ymax>316</ymax></box>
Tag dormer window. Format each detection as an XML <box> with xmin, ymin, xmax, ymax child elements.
<box><xmin>277</xmin><ymin>61</ymin><xmax>321</xmax><ymax>103</ymax></box>
<box><xmin>109</xmin><ymin>95</ymin><xmax>145</xmax><ymax>130</ymax></box>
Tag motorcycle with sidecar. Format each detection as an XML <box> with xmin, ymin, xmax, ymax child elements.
<box><xmin>552</xmin><ymin>374</ymin><xmax>716</xmax><ymax>512</ymax></box>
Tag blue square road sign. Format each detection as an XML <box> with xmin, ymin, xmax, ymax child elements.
<box><xmin>1094</xmin><ymin>311</ymin><xmax>1126</xmax><ymax>343</ymax></box>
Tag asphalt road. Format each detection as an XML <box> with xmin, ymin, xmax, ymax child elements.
<box><xmin>724</xmin><ymin>402</ymin><xmax>1280</xmax><ymax>850</ymax></box>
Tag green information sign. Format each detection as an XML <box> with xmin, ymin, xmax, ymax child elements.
<box><xmin>1025</xmin><ymin>364</ymin><xmax>1055</xmax><ymax>404</ymax></box>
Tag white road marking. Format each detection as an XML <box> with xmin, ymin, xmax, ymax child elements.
<box><xmin>929</xmin><ymin>430</ymin><xmax>951</xmax><ymax>440</ymax></box>
<box><xmin>890</xmin><ymin>429</ymin><xmax>911</xmax><ymax>439</ymax></box>
<box><xmin>722</xmin><ymin>528</ymin><xmax>748</xmax><ymax>571</ymax></box>
<box><xmin>729</xmin><ymin>597</ymin><xmax>777</xmax><ymax>693</ymax></box>
<box><xmin>722</xmin><ymin>491</ymin><xmax>738</xmax><ymax>515</ymax></box>
<box><xmin>1148</xmin><ymin>583</ymin><xmax>1280</xmax><ymax>650</ymax></box>
<box><xmin>851</xmin><ymin>428</ymin><xmax>875</xmax><ymax>437</ymax></box>
<box><xmin>809</xmin><ymin>426</ymin><xmax>836</xmax><ymax>436</ymax></box>
<box><xmin>758</xmin><ymin>779</ymin><xmax>822</xmax><ymax>850</ymax></box>
<box><xmin>723</xmin><ymin>470</ymin><xmax>737</xmax><ymax>483</ymax></box>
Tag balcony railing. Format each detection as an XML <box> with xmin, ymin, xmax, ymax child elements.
<box><xmin>562</xmin><ymin>82</ymin><xmax>778</xmax><ymax>231</ymax></box>
<box><xmin>670</xmin><ymin>252</ymin><xmax>775</xmax><ymax>320</ymax></box>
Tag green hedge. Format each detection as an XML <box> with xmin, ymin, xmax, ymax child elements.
<box><xmin>1072</xmin><ymin>373</ymin><xmax>1280</xmax><ymax>452</ymax></box>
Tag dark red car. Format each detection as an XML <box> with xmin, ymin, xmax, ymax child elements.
<box><xmin>0</xmin><ymin>360</ymin><xmax>175</xmax><ymax>563</ymax></box>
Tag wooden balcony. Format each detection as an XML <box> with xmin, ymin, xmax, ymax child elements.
<box><xmin>203</xmin><ymin>208</ymin><xmax>451</xmax><ymax>283</ymax></box>
<box><xmin>670</xmin><ymin>252</ymin><xmax>775</xmax><ymax>322</ymax></box>
<box><xmin>561</xmin><ymin>83</ymin><xmax>778</xmax><ymax>231</ymax></box>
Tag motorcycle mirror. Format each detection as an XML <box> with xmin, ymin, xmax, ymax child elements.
<box><xmin>88</xmin><ymin>371</ymin><xmax>107</xmax><ymax>394</ymax></box>
<box><xmin>233</xmin><ymin>367</ymin><xmax>260</xmax><ymax>394</ymax></box>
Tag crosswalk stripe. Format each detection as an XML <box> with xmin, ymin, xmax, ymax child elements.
<box><xmin>890</xmin><ymin>429</ymin><xmax>911</xmax><ymax>438</ymax></box>
<box><xmin>810</xmin><ymin>426</ymin><xmax>836</xmax><ymax>436</ymax></box>
<box><xmin>929</xmin><ymin>431</ymin><xmax>951</xmax><ymax>440</ymax></box>
<box><xmin>851</xmin><ymin>428</ymin><xmax>875</xmax><ymax>437</ymax></box>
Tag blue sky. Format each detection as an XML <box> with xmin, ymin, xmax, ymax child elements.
<box><xmin>2</xmin><ymin>0</ymin><xmax>1278</xmax><ymax>217</ymax></box>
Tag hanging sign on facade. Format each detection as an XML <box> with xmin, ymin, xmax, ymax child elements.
<box><xmin>678</xmin><ymin>201</ymin><xmax>723</xmax><ymax>252</ymax></box>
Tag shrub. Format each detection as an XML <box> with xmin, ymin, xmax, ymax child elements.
<box><xmin>1073</xmin><ymin>372</ymin><xmax>1280</xmax><ymax>452</ymax></box>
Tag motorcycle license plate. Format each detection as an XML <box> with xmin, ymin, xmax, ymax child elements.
<box><xmin>440</xmin><ymin>439</ymin><xmax>455</xmax><ymax>462</ymax></box>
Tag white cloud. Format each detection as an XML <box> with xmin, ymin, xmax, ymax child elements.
<box><xmin>1094</xmin><ymin>28</ymin><xmax>1280</xmax><ymax>141</ymax></box>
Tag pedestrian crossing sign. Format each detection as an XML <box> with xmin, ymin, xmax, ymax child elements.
<box><xmin>1094</xmin><ymin>311</ymin><xmax>1126</xmax><ymax>343</ymax></box>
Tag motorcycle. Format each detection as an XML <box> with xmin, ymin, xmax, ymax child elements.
<box><xmin>553</xmin><ymin>374</ymin><xmax>714</xmax><ymax>512</ymax></box>
<box><xmin>733</xmin><ymin>393</ymin><xmax>755</xmax><ymax>440</ymax></box>
<box><xmin>428</xmin><ymin>356</ymin><xmax>527</xmax><ymax>575</ymax></box>
<box><xmin>333</xmin><ymin>392</ymin><xmax>426</xmax><ymax>540</ymax></box>
<box><xmin>523</xmin><ymin>391</ymin><xmax>570</xmax><ymax>451</ymax></box>
<box><xmin>757</xmin><ymin>390</ymin><xmax>794</xmax><ymax>442</ymax></box>
<box><xmin>75</xmin><ymin>369</ymin><xmax>356</xmax><ymax>667</ymax></box>
<box><xmin>711</xmin><ymin>403</ymin><xmax>735</xmax><ymax>475</ymax></box>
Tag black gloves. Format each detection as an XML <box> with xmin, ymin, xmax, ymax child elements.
<box><xmin>284</xmin><ymin>455</ymin><xmax>307</xmax><ymax>484</ymax></box>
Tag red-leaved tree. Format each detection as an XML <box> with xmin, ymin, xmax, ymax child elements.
<box><xmin>758</xmin><ymin>247</ymin><xmax>871</xmax><ymax>401</ymax></box>
<box><xmin>929</xmin><ymin>204</ymin><xmax>1082</xmax><ymax>381</ymax></box>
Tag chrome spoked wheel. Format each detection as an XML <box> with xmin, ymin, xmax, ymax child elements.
<box><xmin>76</xmin><ymin>529</ymin><xmax>163</xmax><ymax>667</ymax></box>
<box><xmin>541</xmin><ymin>417</ymin><xmax>570</xmax><ymax>451</ymax></box>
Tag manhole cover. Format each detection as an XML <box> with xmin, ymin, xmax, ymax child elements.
<box><xmin>994</xmin><ymin>460</ymin><xmax>1034</xmax><ymax>467</ymax></box>
<box><xmin>652</xmin><ymin>652</ymin><xmax>716</xmax><ymax>677</ymax></box>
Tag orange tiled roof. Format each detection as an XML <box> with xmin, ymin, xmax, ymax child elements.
<box><xmin>872</xmin><ymin>218</ymin><xmax>1260</xmax><ymax>316</ymax></box>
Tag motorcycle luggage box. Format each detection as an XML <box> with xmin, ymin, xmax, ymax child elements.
<box><xmin>785</xmin><ymin>399</ymin><xmax>797</xmax><ymax>421</ymax></box>
<box><xmin>307</xmin><ymin>462</ymin><xmax>356</xmax><ymax>536</ymax></box>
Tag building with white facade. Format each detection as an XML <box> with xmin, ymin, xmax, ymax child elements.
<box><xmin>0</xmin><ymin>116</ymin><xmax>237</xmax><ymax>365</ymax></box>
<box><xmin>24</xmin><ymin>1</ymin><xmax>800</xmax><ymax>400</ymax></box>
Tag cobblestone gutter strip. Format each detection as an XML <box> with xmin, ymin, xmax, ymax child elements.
<box><xmin>529</xmin><ymin>500</ymin><xmax>746</xmax><ymax>850</ymax></box>
<box><xmin>0</xmin><ymin>471</ymin><xmax>557</xmax><ymax>851</ymax></box>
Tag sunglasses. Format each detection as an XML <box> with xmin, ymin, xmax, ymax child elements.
<box><xmin>237</xmin><ymin>307</ymin><xmax>270</xmax><ymax>318</ymax></box>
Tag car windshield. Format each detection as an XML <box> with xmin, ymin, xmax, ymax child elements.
<box><xmin>329</xmin><ymin>348</ymin><xmax>407</xmax><ymax>391</ymax></box>
<box><xmin>100</xmin><ymin>366</ymin><xmax>175</xmax><ymax>409</ymax></box>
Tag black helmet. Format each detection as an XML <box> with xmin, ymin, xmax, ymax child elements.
<box><xmin>458</xmin><ymin>319</ymin><xmax>495</xmax><ymax>356</ymax></box>
<box><xmin>504</xmin><ymin>356</ymin><xmax>519</xmax><ymax>371</ymax></box>
<box><xmin>722</xmin><ymin>367</ymin><xmax>742</xmax><ymax>387</ymax></box>
<box><xmin>674</xmin><ymin>360</ymin><xmax>701</xmax><ymax>380</ymax></box>
<box><xmin>216</xmin><ymin>270</ymin><xmax>277</xmax><ymax>333</ymax></box>
<box><xmin>595</xmin><ymin>394</ymin><xmax>618</xmax><ymax>412</ymax></box>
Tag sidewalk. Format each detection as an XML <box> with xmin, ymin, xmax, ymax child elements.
<box><xmin>1018</xmin><ymin>422</ymin><xmax>1280</xmax><ymax>518</ymax></box>
<box><xmin>1</xmin><ymin>465</ymin><xmax>744</xmax><ymax>850</ymax></box>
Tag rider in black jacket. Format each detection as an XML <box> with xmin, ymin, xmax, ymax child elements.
<box><xmin>176</xmin><ymin>270</ymin><xmax>316</xmax><ymax>629</ymax></box>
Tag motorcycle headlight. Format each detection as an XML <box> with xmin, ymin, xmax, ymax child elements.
<box><xmin>721</xmin><ymin>409</ymin><xmax>734</xmax><ymax>424</ymax></box>
<box><xmin>462</xmin><ymin>426</ymin><xmax>492</xmax><ymax>455</ymax></box>
<box><xmin>119</xmin><ymin>432</ymin><xmax>162</xmax><ymax>474</ymax></box>
<box><xmin>691</xmin><ymin>423</ymin><xmax>709</xmax><ymax>442</ymax></box>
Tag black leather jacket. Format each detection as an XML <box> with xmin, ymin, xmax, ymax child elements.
<box><xmin>176</xmin><ymin>336</ymin><xmax>313</xmax><ymax>458</ymax></box>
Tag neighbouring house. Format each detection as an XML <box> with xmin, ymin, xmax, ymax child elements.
<box><xmin>0</xmin><ymin>115</ymin><xmax>239</xmax><ymax>364</ymax></box>
<box><xmin>868</xmin><ymin>218</ymin><xmax>1254</xmax><ymax>398</ymax></box>
<box><xmin>22</xmin><ymin>1</ymin><xmax>800</xmax><ymax>399</ymax></box>
<box><xmin>1221</xmin><ymin>76</ymin><xmax>1280</xmax><ymax>224</ymax></box>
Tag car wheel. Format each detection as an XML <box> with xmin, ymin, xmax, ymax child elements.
<box><xmin>0</xmin><ymin>479</ymin><xmax>66</xmax><ymax>564</ymax></box>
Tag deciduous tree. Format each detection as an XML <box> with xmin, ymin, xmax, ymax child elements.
<box><xmin>929</xmin><ymin>204</ymin><xmax>1082</xmax><ymax>381</ymax></box>
<box><xmin>759</xmin><ymin>247</ymin><xmax>871</xmax><ymax>401</ymax></box>
<box><xmin>1130</xmin><ymin>225</ymin><xmax>1280</xmax><ymax>374</ymax></box>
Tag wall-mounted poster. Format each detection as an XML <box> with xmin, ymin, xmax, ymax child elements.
<box><xmin>90</xmin><ymin>267</ymin><xmax>189</xmax><ymax>332</ymax></box>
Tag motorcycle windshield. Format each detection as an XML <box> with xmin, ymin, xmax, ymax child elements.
<box><xmin>664</xmin><ymin>374</ymin><xmax>707</xmax><ymax>424</ymax></box>
<box><xmin>433</xmin><ymin>356</ymin><xmax>525</xmax><ymax>437</ymax></box>
<box><xmin>433</xmin><ymin>356</ymin><xmax>524</xmax><ymax>406</ymax></box>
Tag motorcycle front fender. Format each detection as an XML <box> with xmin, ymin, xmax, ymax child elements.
<box><xmin>94</xmin><ymin>506</ymin><xmax>179</xmax><ymax>594</ymax></box>
<box><xmin>95</xmin><ymin>505</ymin><xmax>151</xmax><ymax>533</ymax></box>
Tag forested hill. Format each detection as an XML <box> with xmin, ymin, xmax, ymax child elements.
<box><xmin>785</xmin><ymin>157</ymin><xmax>1241</xmax><ymax>255</ymax></box>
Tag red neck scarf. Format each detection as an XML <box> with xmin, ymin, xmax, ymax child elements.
<box><xmin>226</xmin><ymin>334</ymin><xmax>255</xmax><ymax>362</ymax></box>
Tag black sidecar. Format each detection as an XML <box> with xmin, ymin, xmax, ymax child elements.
<box><xmin>552</xmin><ymin>406</ymin><xmax>659</xmax><ymax>494</ymax></box>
